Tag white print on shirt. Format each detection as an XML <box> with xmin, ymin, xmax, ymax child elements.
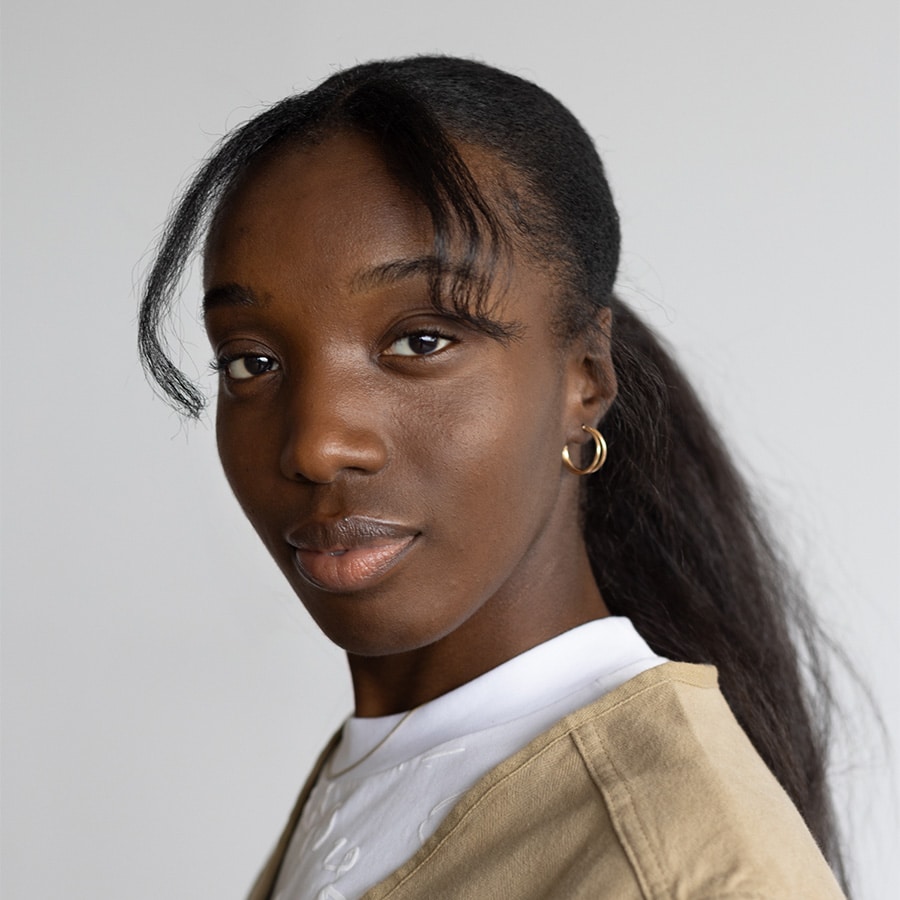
<box><xmin>418</xmin><ymin>792</ymin><xmax>463</xmax><ymax>843</ymax></box>
<box><xmin>315</xmin><ymin>886</ymin><xmax>346</xmax><ymax>900</ymax></box>
<box><xmin>324</xmin><ymin>838</ymin><xmax>360</xmax><ymax>877</ymax></box>
<box><xmin>282</xmin><ymin>745</ymin><xmax>467</xmax><ymax>899</ymax></box>
<box><xmin>421</xmin><ymin>747</ymin><xmax>465</xmax><ymax>765</ymax></box>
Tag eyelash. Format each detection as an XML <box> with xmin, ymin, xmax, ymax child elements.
<box><xmin>211</xmin><ymin>355</ymin><xmax>279</xmax><ymax>381</ymax></box>
<box><xmin>384</xmin><ymin>329</ymin><xmax>456</xmax><ymax>358</ymax></box>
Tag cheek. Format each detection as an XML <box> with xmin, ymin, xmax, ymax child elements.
<box><xmin>214</xmin><ymin>397</ymin><xmax>277</xmax><ymax>526</ymax></box>
<box><xmin>406</xmin><ymin>367</ymin><xmax>565</xmax><ymax>547</ymax></box>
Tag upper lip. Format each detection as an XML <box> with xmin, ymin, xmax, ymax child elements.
<box><xmin>286</xmin><ymin>516</ymin><xmax>419</xmax><ymax>552</ymax></box>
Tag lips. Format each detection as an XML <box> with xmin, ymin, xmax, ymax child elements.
<box><xmin>286</xmin><ymin>517</ymin><xmax>418</xmax><ymax>593</ymax></box>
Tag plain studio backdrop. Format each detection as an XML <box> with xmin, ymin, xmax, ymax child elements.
<box><xmin>2</xmin><ymin>1</ymin><xmax>897</xmax><ymax>897</ymax></box>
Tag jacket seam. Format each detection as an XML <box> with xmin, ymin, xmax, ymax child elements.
<box><xmin>572</xmin><ymin>726</ymin><xmax>670</xmax><ymax>900</ymax></box>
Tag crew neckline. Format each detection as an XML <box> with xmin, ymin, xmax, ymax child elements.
<box><xmin>329</xmin><ymin>616</ymin><xmax>662</xmax><ymax>778</ymax></box>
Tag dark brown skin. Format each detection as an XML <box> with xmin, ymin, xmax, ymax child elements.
<box><xmin>203</xmin><ymin>132</ymin><xmax>616</xmax><ymax>717</ymax></box>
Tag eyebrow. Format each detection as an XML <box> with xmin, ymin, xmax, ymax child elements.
<box><xmin>201</xmin><ymin>283</ymin><xmax>264</xmax><ymax>315</ymax></box>
<box><xmin>204</xmin><ymin>261</ymin><xmax>524</xmax><ymax>342</ymax></box>
<box><xmin>355</xmin><ymin>255</ymin><xmax>525</xmax><ymax>342</ymax></box>
<box><xmin>349</xmin><ymin>256</ymin><xmax>442</xmax><ymax>293</ymax></box>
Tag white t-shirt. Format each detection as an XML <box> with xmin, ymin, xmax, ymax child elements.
<box><xmin>273</xmin><ymin>617</ymin><xmax>665</xmax><ymax>900</ymax></box>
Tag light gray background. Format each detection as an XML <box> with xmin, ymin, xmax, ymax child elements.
<box><xmin>2</xmin><ymin>1</ymin><xmax>897</xmax><ymax>897</ymax></box>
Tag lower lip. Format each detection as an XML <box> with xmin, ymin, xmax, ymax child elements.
<box><xmin>292</xmin><ymin>535</ymin><xmax>417</xmax><ymax>592</ymax></box>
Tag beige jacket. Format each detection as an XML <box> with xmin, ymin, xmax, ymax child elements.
<box><xmin>249</xmin><ymin>662</ymin><xmax>845</xmax><ymax>899</ymax></box>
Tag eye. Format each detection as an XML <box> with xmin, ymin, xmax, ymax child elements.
<box><xmin>216</xmin><ymin>354</ymin><xmax>280</xmax><ymax>380</ymax></box>
<box><xmin>384</xmin><ymin>332</ymin><xmax>454</xmax><ymax>358</ymax></box>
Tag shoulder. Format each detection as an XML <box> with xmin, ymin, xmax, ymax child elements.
<box><xmin>368</xmin><ymin>662</ymin><xmax>845</xmax><ymax>900</ymax></box>
<box><xmin>559</xmin><ymin>661</ymin><xmax>844</xmax><ymax>899</ymax></box>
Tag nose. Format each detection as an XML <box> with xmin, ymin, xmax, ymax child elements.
<box><xmin>278</xmin><ymin>373</ymin><xmax>389</xmax><ymax>484</ymax></box>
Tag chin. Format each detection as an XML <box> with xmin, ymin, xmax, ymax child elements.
<box><xmin>309</xmin><ymin>602</ymin><xmax>456</xmax><ymax>660</ymax></box>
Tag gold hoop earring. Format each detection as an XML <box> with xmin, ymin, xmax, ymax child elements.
<box><xmin>562</xmin><ymin>425</ymin><xmax>608</xmax><ymax>476</ymax></box>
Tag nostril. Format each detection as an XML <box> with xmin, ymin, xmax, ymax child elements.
<box><xmin>279</xmin><ymin>422</ymin><xmax>389</xmax><ymax>484</ymax></box>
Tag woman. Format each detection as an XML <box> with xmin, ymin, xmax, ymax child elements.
<box><xmin>140</xmin><ymin>56</ymin><xmax>848</xmax><ymax>898</ymax></box>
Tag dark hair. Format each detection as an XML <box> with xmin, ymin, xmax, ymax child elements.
<box><xmin>139</xmin><ymin>55</ymin><xmax>848</xmax><ymax>888</ymax></box>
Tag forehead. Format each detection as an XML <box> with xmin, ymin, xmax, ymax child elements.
<box><xmin>204</xmin><ymin>132</ymin><xmax>433</xmax><ymax>292</ymax></box>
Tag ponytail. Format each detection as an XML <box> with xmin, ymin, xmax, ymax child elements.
<box><xmin>587</xmin><ymin>298</ymin><xmax>845</xmax><ymax>882</ymax></box>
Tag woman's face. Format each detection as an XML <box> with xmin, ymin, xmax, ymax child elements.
<box><xmin>203</xmin><ymin>132</ymin><xmax>609</xmax><ymax>706</ymax></box>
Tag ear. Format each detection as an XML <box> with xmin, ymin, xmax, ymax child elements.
<box><xmin>562</xmin><ymin>306</ymin><xmax>617</xmax><ymax>447</ymax></box>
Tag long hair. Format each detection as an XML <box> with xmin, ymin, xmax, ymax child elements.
<box><xmin>139</xmin><ymin>55</ymin><xmax>848</xmax><ymax>887</ymax></box>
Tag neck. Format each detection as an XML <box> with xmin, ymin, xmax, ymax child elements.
<box><xmin>348</xmin><ymin>543</ymin><xmax>607</xmax><ymax>717</ymax></box>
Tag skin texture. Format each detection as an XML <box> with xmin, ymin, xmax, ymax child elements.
<box><xmin>203</xmin><ymin>132</ymin><xmax>616</xmax><ymax>717</ymax></box>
